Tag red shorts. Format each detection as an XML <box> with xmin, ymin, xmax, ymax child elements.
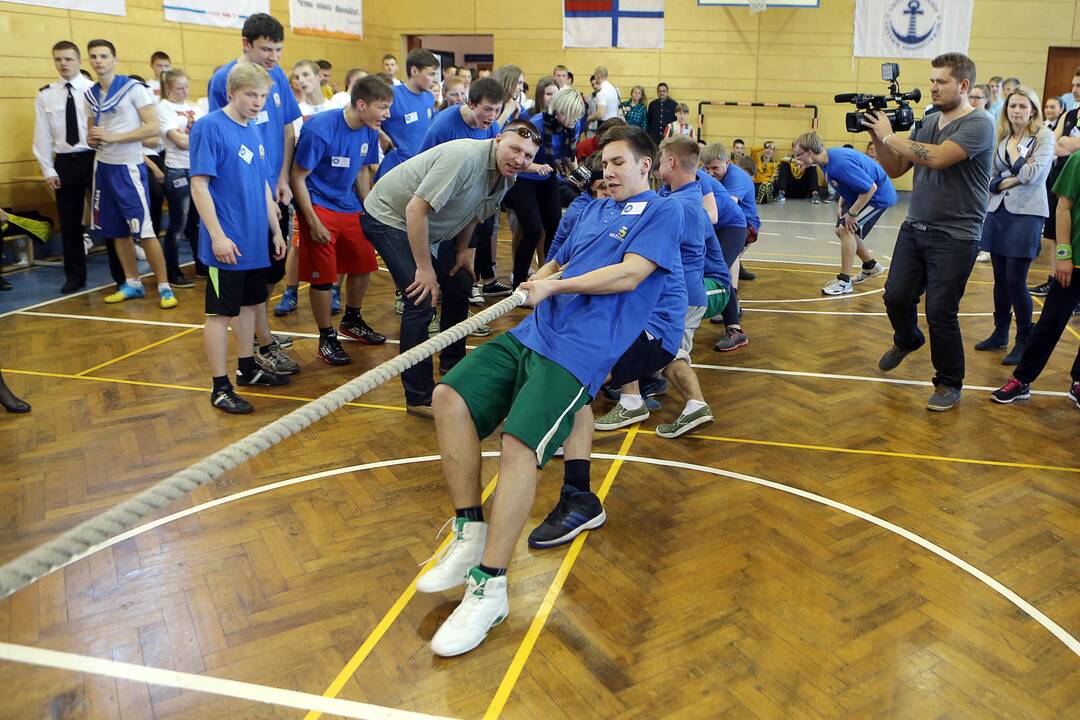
<box><xmin>297</xmin><ymin>205</ymin><xmax>379</xmax><ymax>282</ymax></box>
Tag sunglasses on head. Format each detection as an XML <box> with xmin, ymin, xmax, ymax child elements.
<box><xmin>505</xmin><ymin>125</ymin><xmax>542</xmax><ymax>144</ymax></box>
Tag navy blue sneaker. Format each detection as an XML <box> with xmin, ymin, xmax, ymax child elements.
<box><xmin>528</xmin><ymin>486</ymin><xmax>607</xmax><ymax>548</ymax></box>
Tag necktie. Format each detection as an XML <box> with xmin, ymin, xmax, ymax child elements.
<box><xmin>65</xmin><ymin>82</ymin><xmax>79</xmax><ymax>147</ymax></box>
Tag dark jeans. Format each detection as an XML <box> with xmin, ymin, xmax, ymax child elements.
<box><xmin>883</xmin><ymin>222</ymin><xmax>979</xmax><ymax>389</ymax></box>
<box><xmin>361</xmin><ymin>214</ymin><xmax>472</xmax><ymax>406</ymax></box>
<box><xmin>472</xmin><ymin>215</ymin><xmax>496</xmax><ymax>281</ymax></box>
<box><xmin>162</xmin><ymin>167</ymin><xmax>204</xmax><ymax>278</ymax></box>
<box><xmin>147</xmin><ymin>152</ymin><xmax>165</xmax><ymax>240</ymax></box>
<box><xmin>990</xmin><ymin>253</ymin><xmax>1033</xmax><ymax>334</ymax></box>
<box><xmin>503</xmin><ymin>176</ymin><xmax>561</xmax><ymax>287</ymax></box>
<box><xmin>54</xmin><ymin>151</ymin><xmax>95</xmax><ymax>286</ymax></box>
<box><xmin>1014</xmin><ymin>268</ymin><xmax>1080</xmax><ymax>384</ymax></box>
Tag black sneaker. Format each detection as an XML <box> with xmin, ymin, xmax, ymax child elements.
<box><xmin>1073</xmin><ymin>303</ymin><xmax>1080</xmax><ymax>317</ymax></box>
<box><xmin>169</xmin><ymin>275</ymin><xmax>195</xmax><ymax>289</ymax></box>
<box><xmin>1028</xmin><ymin>277</ymin><xmax>1053</xmax><ymax>297</ymax></box>
<box><xmin>738</xmin><ymin>266</ymin><xmax>756</xmax><ymax>281</ymax></box>
<box><xmin>255</xmin><ymin>344</ymin><xmax>300</xmax><ymax>375</ymax></box>
<box><xmin>990</xmin><ymin>377</ymin><xmax>1031</xmax><ymax>404</ymax></box>
<box><xmin>878</xmin><ymin>344</ymin><xmax>920</xmax><ymax>372</ymax></box>
<box><xmin>339</xmin><ymin>317</ymin><xmax>387</xmax><ymax>345</ymax></box>
<box><xmin>318</xmin><ymin>332</ymin><xmax>351</xmax><ymax>365</ymax></box>
<box><xmin>236</xmin><ymin>366</ymin><xmax>291</xmax><ymax>387</ymax></box>
<box><xmin>1068</xmin><ymin>381</ymin><xmax>1079</xmax><ymax>408</ymax></box>
<box><xmin>714</xmin><ymin>326</ymin><xmax>749</xmax><ymax>352</ymax></box>
<box><xmin>640</xmin><ymin>375</ymin><xmax>668</xmax><ymax>398</ymax></box>
<box><xmin>482</xmin><ymin>280</ymin><xmax>513</xmax><ymax>297</ymax></box>
<box><xmin>527</xmin><ymin>486</ymin><xmax>607</xmax><ymax>548</ymax></box>
<box><xmin>210</xmin><ymin>386</ymin><xmax>253</xmax><ymax>414</ymax></box>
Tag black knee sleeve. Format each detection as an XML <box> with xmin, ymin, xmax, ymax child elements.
<box><xmin>310</xmin><ymin>282</ymin><xmax>333</xmax><ymax>291</ymax></box>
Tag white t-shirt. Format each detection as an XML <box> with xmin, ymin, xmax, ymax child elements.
<box><xmin>85</xmin><ymin>79</ymin><xmax>156</xmax><ymax>165</ymax></box>
<box><xmin>157</xmin><ymin>99</ymin><xmax>203</xmax><ymax>169</ymax></box>
<box><xmin>596</xmin><ymin>80</ymin><xmax>621</xmax><ymax>121</ymax></box>
<box><xmin>329</xmin><ymin>91</ymin><xmax>351</xmax><ymax>109</ymax></box>
<box><xmin>293</xmin><ymin>99</ymin><xmax>331</xmax><ymax>140</ymax></box>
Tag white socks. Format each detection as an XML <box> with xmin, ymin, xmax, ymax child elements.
<box><xmin>683</xmin><ymin>399</ymin><xmax>708</xmax><ymax>415</ymax></box>
<box><xmin>620</xmin><ymin>393</ymin><xmax>644</xmax><ymax>411</ymax></box>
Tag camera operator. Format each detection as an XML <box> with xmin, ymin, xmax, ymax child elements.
<box><xmin>863</xmin><ymin>52</ymin><xmax>994</xmax><ymax>412</ymax></box>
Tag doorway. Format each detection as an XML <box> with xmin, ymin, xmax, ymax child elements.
<box><xmin>406</xmin><ymin>34</ymin><xmax>494</xmax><ymax>78</ymax></box>
<box><xmin>1043</xmin><ymin>46</ymin><xmax>1080</xmax><ymax>107</ymax></box>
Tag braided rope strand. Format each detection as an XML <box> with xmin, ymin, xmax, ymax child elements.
<box><xmin>0</xmin><ymin>284</ymin><xmax>544</xmax><ymax>599</ymax></box>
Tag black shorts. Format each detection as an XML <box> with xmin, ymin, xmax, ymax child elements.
<box><xmin>607</xmin><ymin>331</ymin><xmax>676</xmax><ymax>388</ymax></box>
<box><xmin>205</xmin><ymin>266</ymin><xmax>269</xmax><ymax>317</ymax></box>
<box><xmin>264</xmin><ymin>202</ymin><xmax>291</xmax><ymax>285</ymax></box>
<box><xmin>836</xmin><ymin>205</ymin><xmax>887</xmax><ymax>238</ymax></box>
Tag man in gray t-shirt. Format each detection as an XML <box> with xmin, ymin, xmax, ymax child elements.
<box><xmin>361</xmin><ymin>122</ymin><xmax>541</xmax><ymax>414</ymax></box>
<box><xmin>864</xmin><ymin>52</ymin><xmax>994</xmax><ymax>411</ymax></box>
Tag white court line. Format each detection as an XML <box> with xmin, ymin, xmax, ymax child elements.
<box><xmin>796</xmin><ymin>235</ymin><xmax>816</xmax><ymax>241</ymax></box>
<box><xmin>0</xmin><ymin>643</ymin><xmax>454</xmax><ymax>720</ymax></box>
<box><xmin>829</xmin><ymin>240</ymin><xmax>841</xmax><ymax>246</ymax></box>
<box><xmin>11</xmin><ymin>452</ymin><xmax>1073</xmax><ymax>662</ymax></box>
<box><xmin>740</xmin><ymin>287</ymin><xmax>885</xmax><ymax>304</ymax></box>
<box><xmin>691</xmin><ymin>362</ymin><xmax>1069</xmax><ymax>398</ymax></box>
<box><xmin>759</xmin><ymin>232</ymin><xmax>782</xmax><ymax>236</ymax></box>
<box><xmin>743</xmin><ymin>307</ymin><xmax>1041</xmax><ymax>318</ymax></box>
<box><xmin>767</xmin><ymin>218</ymin><xmax>904</xmax><ymax>231</ymax></box>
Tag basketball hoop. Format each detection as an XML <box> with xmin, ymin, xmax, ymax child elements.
<box><xmin>748</xmin><ymin>0</ymin><xmax>767</xmax><ymax>13</ymax></box>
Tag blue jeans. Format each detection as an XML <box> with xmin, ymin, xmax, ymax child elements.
<box><xmin>883</xmin><ymin>222</ymin><xmax>979</xmax><ymax>389</ymax></box>
<box><xmin>163</xmin><ymin>167</ymin><xmax>204</xmax><ymax>277</ymax></box>
<box><xmin>360</xmin><ymin>214</ymin><xmax>472</xmax><ymax>406</ymax></box>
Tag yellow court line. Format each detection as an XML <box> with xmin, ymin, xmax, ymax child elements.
<box><xmin>303</xmin><ymin>473</ymin><xmax>502</xmax><ymax>720</ymax></box>
<box><xmin>483</xmin><ymin>425</ymin><xmax>641</xmax><ymax>719</ymax></box>
<box><xmin>745</xmin><ymin>251</ymin><xmax>838</xmax><ymax>259</ymax></box>
<box><xmin>1032</xmin><ymin>295</ymin><xmax>1080</xmax><ymax>342</ymax></box>
<box><xmin>3</xmin><ymin>368</ymin><xmax>406</xmax><ymax>413</ymax></box>
<box><xmin>684</xmin><ymin>432</ymin><xmax>1080</xmax><ymax>474</ymax></box>
<box><xmin>76</xmin><ymin>327</ymin><xmax>202</xmax><ymax>376</ymax></box>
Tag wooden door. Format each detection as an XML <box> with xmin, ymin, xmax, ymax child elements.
<box><xmin>1043</xmin><ymin>46</ymin><xmax>1080</xmax><ymax>103</ymax></box>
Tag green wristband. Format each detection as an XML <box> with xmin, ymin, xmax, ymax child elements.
<box><xmin>1057</xmin><ymin>244</ymin><xmax>1074</xmax><ymax>260</ymax></box>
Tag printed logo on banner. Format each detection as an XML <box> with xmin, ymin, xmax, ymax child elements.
<box><xmin>886</xmin><ymin>0</ymin><xmax>939</xmax><ymax>51</ymax></box>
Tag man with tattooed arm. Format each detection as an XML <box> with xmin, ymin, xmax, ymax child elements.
<box><xmin>863</xmin><ymin>52</ymin><xmax>994</xmax><ymax>412</ymax></box>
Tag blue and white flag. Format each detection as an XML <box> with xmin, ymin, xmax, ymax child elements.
<box><xmin>564</xmin><ymin>0</ymin><xmax>665</xmax><ymax>49</ymax></box>
<box><xmin>854</xmin><ymin>0</ymin><xmax>973</xmax><ymax>59</ymax></box>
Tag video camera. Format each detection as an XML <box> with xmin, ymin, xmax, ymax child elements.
<box><xmin>836</xmin><ymin>63</ymin><xmax>921</xmax><ymax>134</ymax></box>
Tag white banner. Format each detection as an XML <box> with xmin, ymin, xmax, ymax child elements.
<box><xmin>854</xmin><ymin>0</ymin><xmax>973</xmax><ymax>59</ymax></box>
<box><xmin>564</xmin><ymin>0</ymin><xmax>664</xmax><ymax>50</ymax></box>
<box><xmin>3</xmin><ymin>0</ymin><xmax>124</xmax><ymax>15</ymax></box>
<box><xmin>290</xmin><ymin>0</ymin><xmax>362</xmax><ymax>39</ymax></box>
<box><xmin>163</xmin><ymin>0</ymin><xmax>268</xmax><ymax>29</ymax></box>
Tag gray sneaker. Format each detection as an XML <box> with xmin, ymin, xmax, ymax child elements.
<box><xmin>656</xmin><ymin>404</ymin><xmax>714</xmax><ymax>438</ymax></box>
<box><xmin>927</xmin><ymin>386</ymin><xmax>961</xmax><ymax>412</ymax></box>
<box><xmin>594</xmin><ymin>402</ymin><xmax>650</xmax><ymax>431</ymax></box>
<box><xmin>878</xmin><ymin>344</ymin><xmax>919</xmax><ymax>372</ymax></box>
<box><xmin>853</xmin><ymin>261</ymin><xmax>885</xmax><ymax>284</ymax></box>
<box><xmin>256</xmin><ymin>344</ymin><xmax>301</xmax><ymax>375</ymax></box>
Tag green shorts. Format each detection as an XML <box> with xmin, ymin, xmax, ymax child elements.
<box><xmin>704</xmin><ymin>278</ymin><xmax>731</xmax><ymax>319</ymax></box>
<box><xmin>439</xmin><ymin>333</ymin><xmax>590</xmax><ymax>468</ymax></box>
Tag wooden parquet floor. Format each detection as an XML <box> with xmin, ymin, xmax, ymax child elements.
<box><xmin>0</xmin><ymin>226</ymin><xmax>1078</xmax><ymax>719</ymax></box>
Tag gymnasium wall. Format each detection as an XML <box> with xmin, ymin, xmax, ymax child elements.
<box><xmin>4</xmin><ymin>0</ymin><xmax>1080</xmax><ymax>213</ymax></box>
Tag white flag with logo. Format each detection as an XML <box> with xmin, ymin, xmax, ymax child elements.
<box><xmin>854</xmin><ymin>0</ymin><xmax>973</xmax><ymax>59</ymax></box>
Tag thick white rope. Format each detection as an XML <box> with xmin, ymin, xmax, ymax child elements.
<box><xmin>0</xmin><ymin>284</ymin><xmax>545</xmax><ymax>599</ymax></box>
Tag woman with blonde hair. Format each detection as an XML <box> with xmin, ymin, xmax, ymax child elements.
<box><xmin>441</xmin><ymin>74</ymin><xmax>467</xmax><ymax>110</ymax></box>
<box><xmin>620</xmin><ymin>85</ymin><xmax>648</xmax><ymax>130</ymax></box>
<box><xmin>976</xmin><ymin>85</ymin><xmax>1054</xmax><ymax>364</ymax></box>
<box><xmin>502</xmin><ymin>86</ymin><xmax>586</xmax><ymax>286</ymax></box>
<box><xmin>157</xmin><ymin>68</ymin><xmax>204</xmax><ymax>285</ymax></box>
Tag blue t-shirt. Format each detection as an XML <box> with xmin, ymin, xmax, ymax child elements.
<box><xmin>659</xmin><ymin>181</ymin><xmax>708</xmax><ymax>308</ymax></box>
<box><xmin>643</xmin><ymin>248</ymin><xmax>688</xmax><ymax>357</ymax></box>
<box><xmin>419</xmin><ymin>105</ymin><xmax>500</xmax><ymax>153</ymax></box>
<box><xmin>374</xmin><ymin>83</ymin><xmax>435</xmax><ymax>180</ymax></box>
<box><xmin>293</xmin><ymin>109</ymin><xmax>380</xmax><ymax>214</ymax></box>
<box><xmin>519</xmin><ymin>111</ymin><xmax>577</xmax><ymax>182</ymax></box>
<box><xmin>824</xmin><ymin>147</ymin><xmax>898</xmax><ymax>210</ymax></box>
<box><xmin>719</xmin><ymin>163</ymin><xmax>760</xmax><ymax>231</ymax></box>
<box><xmin>546</xmin><ymin>192</ymin><xmax>592</xmax><ymax>263</ymax></box>
<box><xmin>189</xmin><ymin>110</ymin><xmax>271</xmax><ymax>271</ymax></box>
<box><xmin>697</xmin><ymin>169</ymin><xmax>746</xmax><ymax>229</ymax></box>
<box><xmin>703</xmin><ymin>228</ymin><xmax>731</xmax><ymax>287</ymax></box>
<box><xmin>510</xmin><ymin>191</ymin><xmax>683</xmax><ymax>395</ymax></box>
<box><xmin>208</xmin><ymin>61</ymin><xmax>301</xmax><ymax>185</ymax></box>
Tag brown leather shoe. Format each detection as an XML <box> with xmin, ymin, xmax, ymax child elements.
<box><xmin>406</xmin><ymin>404</ymin><xmax>434</xmax><ymax>419</ymax></box>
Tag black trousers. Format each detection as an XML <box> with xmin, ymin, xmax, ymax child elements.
<box><xmin>53</xmin><ymin>151</ymin><xmax>95</xmax><ymax>286</ymax></box>
<box><xmin>147</xmin><ymin>152</ymin><xmax>165</xmax><ymax>241</ymax></box>
<box><xmin>883</xmin><ymin>222</ymin><xmax>979</xmax><ymax>389</ymax></box>
<box><xmin>503</xmin><ymin>176</ymin><xmax>562</xmax><ymax>287</ymax></box>
<box><xmin>472</xmin><ymin>215</ymin><xmax>496</xmax><ymax>281</ymax></box>
<box><xmin>1014</xmin><ymin>268</ymin><xmax>1080</xmax><ymax>384</ymax></box>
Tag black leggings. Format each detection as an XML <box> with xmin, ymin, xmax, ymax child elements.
<box><xmin>990</xmin><ymin>254</ymin><xmax>1034</xmax><ymax>331</ymax></box>
<box><xmin>503</xmin><ymin>176</ymin><xmax>562</xmax><ymax>286</ymax></box>
<box><xmin>1014</xmin><ymin>268</ymin><xmax>1080</xmax><ymax>384</ymax></box>
<box><xmin>472</xmin><ymin>215</ymin><xmax>496</xmax><ymax>281</ymax></box>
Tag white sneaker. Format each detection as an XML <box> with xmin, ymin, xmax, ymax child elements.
<box><xmin>468</xmin><ymin>285</ymin><xmax>485</xmax><ymax>306</ymax></box>
<box><xmin>416</xmin><ymin>518</ymin><xmax>487</xmax><ymax>593</ymax></box>
<box><xmin>852</xmin><ymin>261</ymin><xmax>884</xmax><ymax>284</ymax></box>
<box><xmin>431</xmin><ymin>568</ymin><xmax>509</xmax><ymax>657</ymax></box>
<box><xmin>83</xmin><ymin>233</ymin><xmax>93</xmax><ymax>253</ymax></box>
<box><xmin>976</xmin><ymin>250</ymin><xmax>991</xmax><ymax>262</ymax></box>
<box><xmin>134</xmin><ymin>242</ymin><xmax>147</xmax><ymax>262</ymax></box>
<box><xmin>821</xmin><ymin>278</ymin><xmax>853</xmax><ymax>296</ymax></box>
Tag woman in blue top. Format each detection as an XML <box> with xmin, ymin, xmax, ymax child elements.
<box><xmin>620</xmin><ymin>85</ymin><xmax>648</xmax><ymax>131</ymax></box>
<box><xmin>502</xmin><ymin>87</ymin><xmax>586</xmax><ymax>287</ymax></box>
<box><xmin>977</xmin><ymin>86</ymin><xmax>1054</xmax><ymax>365</ymax></box>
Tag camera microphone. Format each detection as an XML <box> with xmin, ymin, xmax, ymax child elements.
<box><xmin>907</xmin><ymin>88</ymin><xmax>922</xmax><ymax>103</ymax></box>
<box><xmin>834</xmin><ymin>93</ymin><xmax>860</xmax><ymax>103</ymax></box>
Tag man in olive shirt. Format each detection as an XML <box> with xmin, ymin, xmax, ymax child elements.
<box><xmin>864</xmin><ymin>52</ymin><xmax>994</xmax><ymax>412</ymax></box>
<box><xmin>362</xmin><ymin>120</ymin><xmax>542</xmax><ymax>415</ymax></box>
